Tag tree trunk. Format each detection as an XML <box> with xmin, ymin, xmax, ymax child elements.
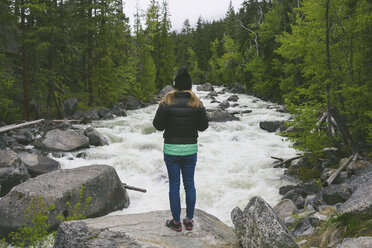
<box><xmin>87</xmin><ymin>2</ymin><xmax>94</xmax><ymax>106</ymax></box>
<box><xmin>21</xmin><ymin>0</ymin><xmax>29</xmax><ymax>121</ymax></box>
<box><xmin>325</xmin><ymin>0</ymin><xmax>332</xmax><ymax>137</ymax></box>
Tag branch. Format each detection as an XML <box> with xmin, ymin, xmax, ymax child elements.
<box><xmin>238</xmin><ymin>20</ymin><xmax>259</xmax><ymax>57</ymax></box>
<box><xmin>273</xmin><ymin>155</ymin><xmax>303</xmax><ymax>168</ymax></box>
<box><xmin>122</xmin><ymin>183</ymin><xmax>147</xmax><ymax>193</ymax></box>
<box><xmin>325</xmin><ymin>153</ymin><xmax>358</xmax><ymax>186</ymax></box>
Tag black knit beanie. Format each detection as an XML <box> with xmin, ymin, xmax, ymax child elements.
<box><xmin>174</xmin><ymin>67</ymin><xmax>192</xmax><ymax>91</ymax></box>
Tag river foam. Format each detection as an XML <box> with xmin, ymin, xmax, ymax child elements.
<box><xmin>52</xmin><ymin>85</ymin><xmax>298</xmax><ymax>225</ymax></box>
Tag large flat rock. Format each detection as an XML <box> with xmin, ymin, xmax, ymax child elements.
<box><xmin>35</xmin><ymin>129</ymin><xmax>89</xmax><ymax>152</ymax></box>
<box><xmin>54</xmin><ymin>209</ymin><xmax>240</xmax><ymax>248</ymax></box>
<box><xmin>340</xmin><ymin>164</ymin><xmax>372</xmax><ymax>214</ymax></box>
<box><xmin>0</xmin><ymin>164</ymin><xmax>129</xmax><ymax>239</ymax></box>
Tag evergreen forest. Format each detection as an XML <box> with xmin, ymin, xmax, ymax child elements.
<box><xmin>0</xmin><ymin>0</ymin><xmax>371</xmax><ymax>154</ymax></box>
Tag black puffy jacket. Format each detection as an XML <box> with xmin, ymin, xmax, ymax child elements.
<box><xmin>153</xmin><ymin>91</ymin><xmax>209</xmax><ymax>144</ymax></box>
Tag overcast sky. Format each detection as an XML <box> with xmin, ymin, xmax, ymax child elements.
<box><xmin>123</xmin><ymin>0</ymin><xmax>245</xmax><ymax>32</ymax></box>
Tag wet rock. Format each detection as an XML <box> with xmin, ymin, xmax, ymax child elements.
<box><xmin>83</xmin><ymin>108</ymin><xmax>100</xmax><ymax>121</ymax></box>
<box><xmin>84</xmin><ymin>127</ymin><xmax>109</xmax><ymax>146</ymax></box>
<box><xmin>0</xmin><ymin>150</ymin><xmax>30</xmax><ymax>196</ymax></box>
<box><xmin>54</xmin><ymin>208</ymin><xmax>239</xmax><ymax>248</ymax></box>
<box><xmin>279</xmin><ymin>185</ymin><xmax>297</xmax><ymax>195</ymax></box>
<box><xmin>0</xmin><ymin>164</ymin><xmax>129</xmax><ymax>240</ymax></box>
<box><xmin>273</xmin><ymin>199</ymin><xmax>298</xmax><ymax>220</ymax></box>
<box><xmin>196</xmin><ymin>83</ymin><xmax>214</xmax><ymax>91</ymax></box>
<box><xmin>219</xmin><ymin>100</ymin><xmax>230</xmax><ymax>109</ymax></box>
<box><xmin>283</xmin><ymin>188</ymin><xmax>308</xmax><ymax>203</ymax></box>
<box><xmin>218</xmin><ymin>89</ymin><xmax>226</xmax><ymax>94</ymax></box>
<box><xmin>230</xmin><ymin>82</ymin><xmax>245</xmax><ymax>93</ymax></box>
<box><xmin>336</xmin><ymin>237</ymin><xmax>372</xmax><ymax>248</ymax></box>
<box><xmin>35</xmin><ymin>129</ymin><xmax>89</xmax><ymax>152</ymax></box>
<box><xmin>259</xmin><ymin>120</ymin><xmax>285</xmax><ymax>133</ymax></box>
<box><xmin>12</xmin><ymin>131</ymin><xmax>35</xmax><ymax>145</ymax></box>
<box><xmin>123</xmin><ymin>95</ymin><xmax>146</xmax><ymax>110</ymax></box>
<box><xmin>227</xmin><ymin>95</ymin><xmax>239</xmax><ymax>102</ymax></box>
<box><xmin>97</xmin><ymin>107</ymin><xmax>114</xmax><ymax>119</ymax></box>
<box><xmin>210</xmin><ymin>100</ymin><xmax>220</xmax><ymax>104</ymax></box>
<box><xmin>19</xmin><ymin>152</ymin><xmax>60</xmax><ymax>177</ymax></box>
<box><xmin>207</xmin><ymin>91</ymin><xmax>218</xmax><ymax>98</ymax></box>
<box><xmin>63</xmin><ymin>98</ymin><xmax>78</xmax><ymax>117</ymax></box>
<box><xmin>111</xmin><ymin>102</ymin><xmax>127</xmax><ymax>117</ymax></box>
<box><xmin>322</xmin><ymin>185</ymin><xmax>351</xmax><ymax>205</ymax></box>
<box><xmin>159</xmin><ymin>85</ymin><xmax>174</xmax><ymax>97</ymax></box>
<box><xmin>231</xmin><ymin>196</ymin><xmax>299</xmax><ymax>248</ymax></box>
<box><xmin>207</xmin><ymin>110</ymin><xmax>239</xmax><ymax>122</ymax></box>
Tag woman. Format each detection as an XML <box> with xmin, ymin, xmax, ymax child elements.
<box><xmin>153</xmin><ymin>67</ymin><xmax>209</xmax><ymax>231</ymax></box>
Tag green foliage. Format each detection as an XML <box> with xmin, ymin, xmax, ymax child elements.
<box><xmin>8</xmin><ymin>196</ymin><xmax>55</xmax><ymax>248</ymax></box>
<box><xmin>58</xmin><ymin>185</ymin><xmax>92</xmax><ymax>222</ymax></box>
<box><xmin>0</xmin><ymin>70</ymin><xmax>21</xmax><ymax>123</ymax></box>
<box><xmin>282</xmin><ymin>101</ymin><xmax>332</xmax><ymax>157</ymax></box>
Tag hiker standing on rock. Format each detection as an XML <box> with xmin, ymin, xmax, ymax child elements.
<box><xmin>153</xmin><ymin>67</ymin><xmax>209</xmax><ymax>231</ymax></box>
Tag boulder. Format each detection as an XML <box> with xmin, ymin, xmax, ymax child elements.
<box><xmin>207</xmin><ymin>91</ymin><xmax>218</xmax><ymax>98</ymax></box>
<box><xmin>219</xmin><ymin>100</ymin><xmax>230</xmax><ymax>109</ymax></box>
<box><xmin>12</xmin><ymin>131</ymin><xmax>35</xmax><ymax>145</ymax></box>
<box><xmin>159</xmin><ymin>85</ymin><xmax>174</xmax><ymax>97</ymax></box>
<box><xmin>227</xmin><ymin>95</ymin><xmax>239</xmax><ymax>102</ymax></box>
<box><xmin>0</xmin><ymin>164</ymin><xmax>129</xmax><ymax>239</ymax></box>
<box><xmin>322</xmin><ymin>185</ymin><xmax>351</xmax><ymax>205</ymax></box>
<box><xmin>336</xmin><ymin>237</ymin><xmax>372</xmax><ymax>248</ymax></box>
<box><xmin>111</xmin><ymin>102</ymin><xmax>127</xmax><ymax>117</ymax></box>
<box><xmin>0</xmin><ymin>150</ymin><xmax>30</xmax><ymax>196</ymax></box>
<box><xmin>63</xmin><ymin>98</ymin><xmax>78</xmax><ymax>117</ymax></box>
<box><xmin>218</xmin><ymin>89</ymin><xmax>226</xmax><ymax>94</ymax></box>
<box><xmin>279</xmin><ymin>185</ymin><xmax>297</xmax><ymax>195</ymax></box>
<box><xmin>230</xmin><ymin>82</ymin><xmax>245</xmax><ymax>93</ymax></box>
<box><xmin>207</xmin><ymin>110</ymin><xmax>239</xmax><ymax>122</ymax></box>
<box><xmin>54</xmin><ymin>209</ymin><xmax>239</xmax><ymax>248</ymax></box>
<box><xmin>340</xmin><ymin>164</ymin><xmax>372</xmax><ymax>214</ymax></box>
<box><xmin>282</xmin><ymin>188</ymin><xmax>308</xmax><ymax>203</ymax></box>
<box><xmin>0</xmin><ymin>135</ymin><xmax>6</xmax><ymax>149</ymax></box>
<box><xmin>19</xmin><ymin>152</ymin><xmax>61</xmax><ymax>177</ymax></box>
<box><xmin>273</xmin><ymin>199</ymin><xmax>298</xmax><ymax>220</ymax></box>
<box><xmin>231</xmin><ymin>196</ymin><xmax>299</xmax><ymax>248</ymax></box>
<box><xmin>97</xmin><ymin>107</ymin><xmax>114</xmax><ymax>119</ymax></box>
<box><xmin>196</xmin><ymin>83</ymin><xmax>214</xmax><ymax>91</ymax></box>
<box><xmin>293</xmin><ymin>218</ymin><xmax>314</xmax><ymax>237</ymax></box>
<box><xmin>123</xmin><ymin>95</ymin><xmax>146</xmax><ymax>110</ymax></box>
<box><xmin>83</xmin><ymin>108</ymin><xmax>100</xmax><ymax>121</ymax></box>
<box><xmin>84</xmin><ymin>127</ymin><xmax>109</xmax><ymax>146</ymax></box>
<box><xmin>35</xmin><ymin>129</ymin><xmax>89</xmax><ymax>152</ymax></box>
<box><xmin>259</xmin><ymin>121</ymin><xmax>285</xmax><ymax>133</ymax></box>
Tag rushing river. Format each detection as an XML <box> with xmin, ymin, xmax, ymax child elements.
<box><xmin>52</xmin><ymin>85</ymin><xmax>298</xmax><ymax>226</ymax></box>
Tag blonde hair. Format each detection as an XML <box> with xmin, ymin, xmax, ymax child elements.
<box><xmin>160</xmin><ymin>90</ymin><xmax>204</xmax><ymax>108</ymax></box>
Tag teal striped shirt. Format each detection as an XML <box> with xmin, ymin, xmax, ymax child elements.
<box><xmin>163</xmin><ymin>143</ymin><xmax>198</xmax><ymax>156</ymax></box>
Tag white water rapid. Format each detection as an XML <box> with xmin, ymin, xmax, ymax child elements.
<box><xmin>52</xmin><ymin>85</ymin><xmax>298</xmax><ymax>226</ymax></box>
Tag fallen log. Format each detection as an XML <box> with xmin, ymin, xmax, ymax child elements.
<box><xmin>273</xmin><ymin>155</ymin><xmax>303</xmax><ymax>168</ymax></box>
<box><xmin>0</xmin><ymin>119</ymin><xmax>44</xmax><ymax>133</ymax></box>
<box><xmin>122</xmin><ymin>183</ymin><xmax>147</xmax><ymax>193</ymax></box>
<box><xmin>270</xmin><ymin>156</ymin><xmax>283</xmax><ymax>162</ymax></box>
<box><xmin>325</xmin><ymin>153</ymin><xmax>358</xmax><ymax>186</ymax></box>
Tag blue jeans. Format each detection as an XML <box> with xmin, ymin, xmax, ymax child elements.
<box><xmin>164</xmin><ymin>153</ymin><xmax>197</xmax><ymax>222</ymax></box>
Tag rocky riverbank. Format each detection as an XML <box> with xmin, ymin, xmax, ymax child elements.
<box><xmin>0</xmin><ymin>83</ymin><xmax>370</xmax><ymax>247</ymax></box>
